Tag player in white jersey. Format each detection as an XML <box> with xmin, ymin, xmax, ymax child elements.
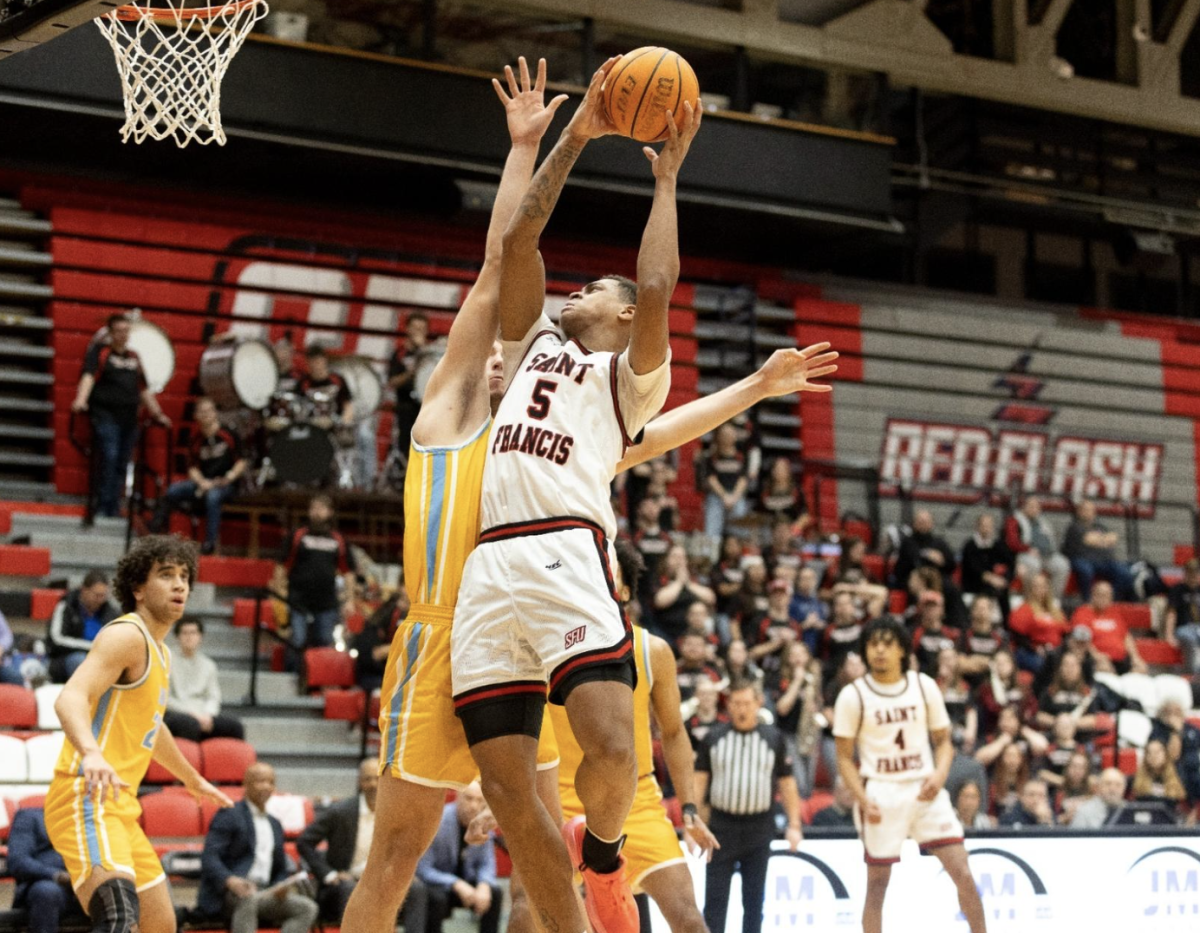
<box><xmin>451</xmin><ymin>59</ymin><xmax>701</xmax><ymax>933</ymax></box>
<box><xmin>833</xmin><ymin>616</ymin><xmax>987</xmax><ymax>933</ymax></box>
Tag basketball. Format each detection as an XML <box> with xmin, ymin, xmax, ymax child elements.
<box><xmin>603</xmin><ymin>47</ymin><xmax>701</xmax><ymax>143</ymax></box>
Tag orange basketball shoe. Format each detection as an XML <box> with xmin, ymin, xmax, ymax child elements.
<box><xmin>561</xmin><ymin>815</ymin><xmax>639</xmax><ymax>933</ymax></box>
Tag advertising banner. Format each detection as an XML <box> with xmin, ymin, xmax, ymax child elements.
<box><xmin>650</xmin><ymin>835</ymin><xmax>1200</xmax><ymax>933</ymax></box>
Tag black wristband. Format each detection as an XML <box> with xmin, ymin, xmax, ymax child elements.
<box><xmin>682</xmin><ymin>803</ymin><xmax>699</xmax><ymax>821</ymax></box>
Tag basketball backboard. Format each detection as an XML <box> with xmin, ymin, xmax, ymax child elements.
<box><xmin>0</xmin><ymin>0</ymin><xmax>120</xmax><ymax>59</ymax></box>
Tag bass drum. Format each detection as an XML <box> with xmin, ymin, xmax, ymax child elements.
<box><xmin>412</xmin><ymin>341</ymin><xmax>447</xmax><ymax>402</ymax></box>
<box><xmin>266</xmin><ymin>424</ymin><xmax>336</xmax><ymax>486</ymax></box>
<box><xmin>331</xmin><ymin>356</ymin><xmax>383</xmax><ymax>422</ymax></box>
<box><xmin>89</xmin><ymin>319</ymin><xmax>176</xmax><ymax>394</ymax></box>
<box><xmin>199</xmin><ymin>337</ymin><xmax>279</xmax><ymax>410</ymax></box>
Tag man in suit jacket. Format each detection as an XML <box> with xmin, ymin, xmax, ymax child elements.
<box><xmin>199</xmin><ymin>763</ymin><xmax>318</xmax><ymax>933</ymax></box>
<box><xmin>297</xmin><ymin>759</ymin><xmax>427</xmax><ymax>928</ymax></box>
<box><xmin>8</xmin><ymin>807</ymin><xmax>87</xmax><ymax>933</ymax></box>
<box><xmin>416</xmin><ymin>782</ymin><xmax>501</xmax><ymax>933</ymax></box>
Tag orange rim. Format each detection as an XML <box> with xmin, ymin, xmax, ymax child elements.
<box><xmin>113</xmin><ymin>0</ymin><xmax>263</xmax><ymax>21</ymax></box>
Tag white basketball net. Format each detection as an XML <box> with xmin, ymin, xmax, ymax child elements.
<box><xmin>95</xmin><ymin>0</ymin><xmax>269</xmax><ymax>147</ymax></box>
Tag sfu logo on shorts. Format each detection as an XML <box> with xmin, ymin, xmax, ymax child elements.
<box><xmin>565</xmin><ymin>625</ymin><xmax>587</xmax><ymax>649</ymax></box>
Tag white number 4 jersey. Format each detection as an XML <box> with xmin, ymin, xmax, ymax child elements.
<box><xmin>833</xmin><ymin>671</ymin><xmax>950</xmax><ymax>782</ymax></box>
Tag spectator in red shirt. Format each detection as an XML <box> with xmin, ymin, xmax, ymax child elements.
<box><xmin>676</xmin><ymin>631</ymin><xmax>722</xmax><ymax>701</ymax></box>
<box><xmin>911</xmin><ymin>590</ymin><xmax>961</xmax><ymax>676</ymax></box>
<box><xmin>1008</xmin><ymin>572</ymin><xmax>1069</xmax><ymax>673</ymax></box>
<box><xmin>1070</xmin><ymin>580</ymin><xmax>1147</xmax><ymax>675</ymax></box>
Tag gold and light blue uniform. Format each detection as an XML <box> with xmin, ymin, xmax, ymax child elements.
<box><xmin>549</xmin><ymin>626</ymin><xmax>686</xmax><ymax>891</ymax></box>
<box><xmin>378</xmin><ymin>420</ymin><xmax>558</xmax><ymax>788</ymax></box>
<box><xmin>45</xmin><ymin>614</ymin><xmax>171</xmax><ymax>892</ymax></box>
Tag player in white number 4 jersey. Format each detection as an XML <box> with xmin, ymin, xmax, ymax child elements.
<box><xmin>834</xmin><ymin>616</ymin><xmax>987</xmax><ymax>933</ymax></box>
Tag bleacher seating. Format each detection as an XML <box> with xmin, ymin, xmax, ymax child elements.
<box><xmin>0</xmin><ymin>685</ymin><xmax>37</xmax><ymax>728</ymax></box>
<box><xmin>34</xmin><ymin>683</ymin><xmax>62</xmax><ymax>730</ymax></box>
<box><xmin>25</xmin><ymin>732</ymin><xmax>64</xmax><ymax>782</ymax></box>
<box><xmin>140</xmin><ymin>791</ymin><xmax>203</xmax><ymax>837</ymax></box>
<box><xmin>145</xmin><ymin>737</ymin><xmax>202</xmax><ymax>785</ymax></box>
<box><xmin>305</xmin><ymin>648</ymin><xmax>355</xmax><ymax>690</ymax></box>
<box><xmin>0</xmin><ymin>735</ymin><xmax>27</xmax><ymax>782</ymax></box>
<box><xmin>199</xmin><ymin>738</ymin><xmax>256</xmax><ymax>784</ymax></box>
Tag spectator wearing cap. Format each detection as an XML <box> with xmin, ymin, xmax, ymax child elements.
<box><xmin>71</xmin><ymin>312</ymin><xmax>171</xmax><ymax>519</ymax></box>
<box><xmin>1071</xmin><ymin>580</ymin><xmax>1147</xmax><ymax>675</ymax></box>
<box><xmin>746</xmin><ymin>579</ymin><xmax>804</xmax><ymax>679</ymax></box>
<box><xmin>998</xmin><ymin>779</ymin><xmax>1056</xmax><ymax>827</ymax></box>
<box><xmin>1062</xmin><ymin>500</ymin><xmax>1136</xmax><ymax>601</ymax></box>
<box><xmin>1005</xmin><ymin>496</ymin><xmax>1070</xmax><ymax>598</ymax></box>
<box><xmin>1164</xmin><ymin>558</ymin><xmax>1200</xmax><ymax>673</ymax></box>
<box><xmin>653</xmin><ymin>544</ymin><xmax>716</xmax><ymax>649</ymax></box>
<box><xmin>961</xmin><ymin>513</ymin><xmax>1014</xmax><ymax>619</ymax></box>
<box><xmin>47</xmin><ymin>570</ymin><xmax>120</xmax><ymax>682</ymax></box>
<box><xmin>1070</xmin><ymin>767</ymin><xmax>1130</xmax><ymax>827</ymax></box>
<box><xmin>1008</xmin><ymin>571</ymin><xmax>1069</xmax><ymax>673</ymax></box>
<box><xmin>956</xmin><ymin>596</ymin><xmax>1008</xmax><ymax>689</ymax></box>
<box><xmin>911</xmin><ymin>590</ymin><xmax>961</xmax><ymax>677</ymax></box>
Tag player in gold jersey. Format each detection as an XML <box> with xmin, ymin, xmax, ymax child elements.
<box><xmin>44</xmin><ymin>535</ymin><xmax>232</xmax><ymax>933</ymax></box>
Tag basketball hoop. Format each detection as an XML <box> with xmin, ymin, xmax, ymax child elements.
<box><xmin>95</xmin><ymin>0</ymin><xmax>269</xmax><ymax>147</ymax></box>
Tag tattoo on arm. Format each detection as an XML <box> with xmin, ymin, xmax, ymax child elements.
<box><xmin>518</xmin><ymin>137</ymin><xmax>585</xmax><ymax>226</ymax></box>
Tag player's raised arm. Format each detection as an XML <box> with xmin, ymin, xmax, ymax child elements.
<box><xmin>616</xmin><ymin>343</ymin><xmax>838</xmax><ymax>472</ymax></box>
<box><xmin>423</xmin><ymin>57</ymin><xmax>567</xmax><ymax>397</ymax></box>
<box><xmin>626</xmin><ymin>102</ymin><xmax>701</xmax><ymax>375</ymax></box>
<box><xmin>498</xmin><ymin>58</ymin><xmax>618</xmax><ymax>341</ymax></box>
<box><xmin>647</xmin><ymin>634</ymin><xmax>720</xmax><ymax>859</ymax></box>
<box><xmin>53</xmin><ymin>624</ymin><xmax>146</xmax><ymax>802</ymax></box>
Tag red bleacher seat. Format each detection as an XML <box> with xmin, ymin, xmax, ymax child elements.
<box><xmin>802</xmin><ymin>792</ymin><xmax>835</xmax><ymax>825</ymax></box>
<box><xmin>494</xmin><ymin>839</ymin><xmax>512</xmax><ymax>879</ymax></box>
<box><xmin>18</xmin><ymin>794</ymin><xmax>46</xmax><ymax>810</ymax></box>
<box><xmin>231</xmin><ymin>598</ymin><xmax>275</xmax><ymax>629</ymax></box>
<box><xmin>305</xmin><ymin>648</ymin><xmax>355</xmax><ymax>689</ymax></box>
<box><xmin>0</xmin><ymin>545</ymin><xmax>51</xmax><ymax>577</ymax></box>
<box><xmin>887</xmin><ymin>590</ymin><xmax>906</xmax><ymax>615</ymax></box>
<box><xmin>0</xmin><ymin>684</ymin><xmax>37</xmax><ymax>728</ymax></box>
<box><xmin>813</xmin><ymin>754</ymin><xmax>833</xmax><ymax>790</ymax></box>
<box><xmin>368</xmin><ymin>691</ymin><xmax>381</xmax><ymax>724</ymax></box>
<box><xmin>1120</xmin><ymin>603</ymin><xmax>1153</xmax><ymax>632</ymax></box>
<box><xmin>842</xmin><ymin>519</ymin><xmax>873</xmax><ymax>548</ymax></box>
<box><xmin>200</xmin><ymin>738</ymin><xmax>257</xmax><ymax>784</ymax></box>
<box><xmin>324</xmin><ymin>688</ymin><xmax>366</xmax><ymax>722</ymax></box>
<box><xmin>30</xmin><ymin>588</ymin><xmax>65</xmax><ymax>622</ymax></box>
<box><xmin>1017</xmin><ymin>670</ymin><xmax>1035</xmax><ymax>689</ymax></box>
<box><xmin>145</xmin><ymin>737</ymin><xmax>202</xmax><ymax>784</ymax></box>
<box><xmin>1135</xmin><ymin>639</ymin><xmax>1183</xmax><ymax>666</ymax></box>
<box><xmin>197</xmin><ymin>556</ymin><xmax>274</xmax><ymax>588</ymax></box>
<box><xmin>859</xmin><ymin>553</ymin><xmax>885</xmax><ymax>583</ymax></box>
<box><xmin>1101</xmin><ymin>747</ymin><xmax>1140</xmax><ymax>776</ymax></box>
<box><xmin>270</xmin><ymin>644</ymin><xmax>286</xmax><ymax>672</ymax></box>
<box><xmin>141</xmin><ymin>792</ymin><xmax>203</xmax><ymax>837</ymax></box>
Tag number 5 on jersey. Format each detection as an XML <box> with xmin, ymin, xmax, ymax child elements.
<box><xmin>527</xmin><ymin>379</ymin><xmax>557</xmax><ymax>420</ymax></box>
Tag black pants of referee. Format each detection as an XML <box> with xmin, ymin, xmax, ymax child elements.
<box><xmin>704</xmin><ymin>812</ymin><xmax>774</xmax><ymax>933</ymax></box>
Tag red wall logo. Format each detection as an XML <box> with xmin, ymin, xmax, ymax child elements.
<box><xmin>878</xmin><ymin>419</ymin><xmax>1163</xmax><ymax>515</ymax></box>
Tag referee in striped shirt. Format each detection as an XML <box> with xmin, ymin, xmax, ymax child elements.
<box><xmin>695</xmin><ymin>681</ymin><xmax>802</xmax><ymax>933</ymax></box>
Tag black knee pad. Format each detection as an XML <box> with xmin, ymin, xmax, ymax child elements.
<box><xmin>89</xmin><ymin>876</ymin><xmax>140</xmax><ymax>933</ymax></box>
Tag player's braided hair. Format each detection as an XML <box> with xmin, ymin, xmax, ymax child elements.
<box><xmin>113</xmin><ymin>535</ymin><xmax>199</xmax><ymax>612</ymax></box>
<box><xmin>613</xmin><ymin>537</ymin><xmax>645</xmax><ymax>601</ymax></box>
<box><xmin>860</xmin><ymin>614</ymin><xmax>912</xmax><ymax>673</ymax></box>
